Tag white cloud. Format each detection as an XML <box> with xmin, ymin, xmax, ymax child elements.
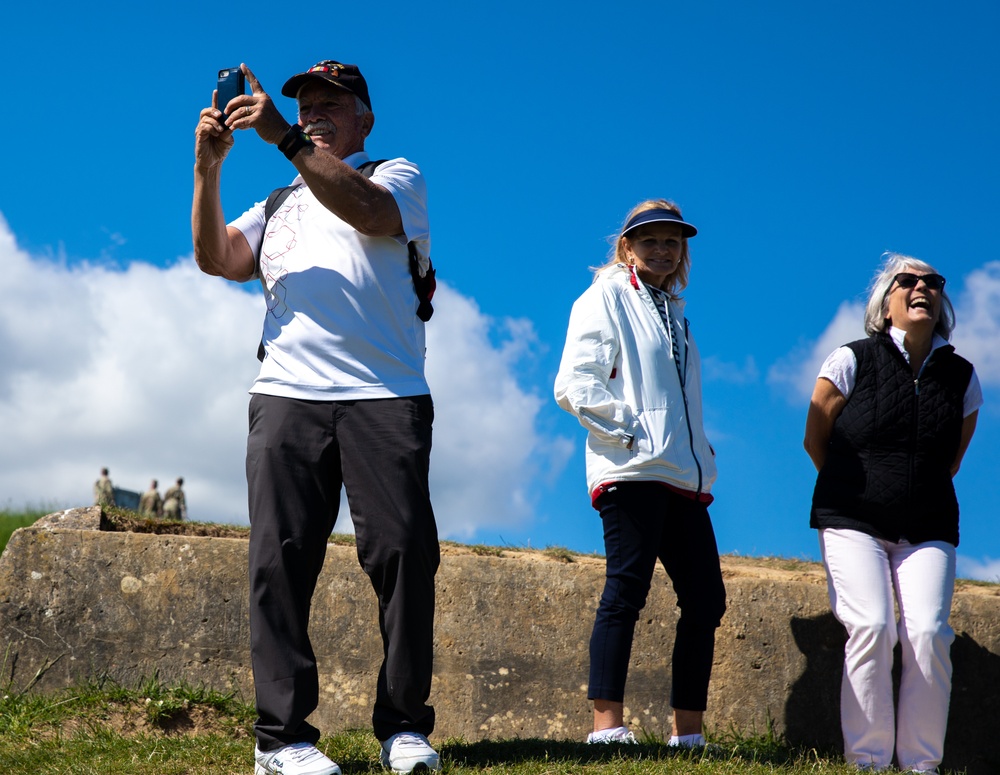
<box><xmin>702</xmin><ymin>354</ymin><xmax>760</xmax><ymax>385</ymax></box>
<box><xmin>951</xmin><ymin>261</ymin><xmax>1000</xmax><ymax>386</ymax></box>
<box><xmin>956</xmin><ymin>554</ymin><xmax>1000</xmax><ymax>583</ymax></box>
<box><xmin>425</xmin><ymin>289</ymin><xmax>573</xmax><ymax>539</ymax></box>
<box><xmin>0</xmin><ymin>216</ymin><xmax>571</xmax><ymax>540</ymax></box>
<box><xmin>0</xmin><ymin>215</ymin><xmax>264</xmax><ymax>520</ymax></box>
<box><xmin>767</xmin><ymin>301</ymin><xmax>865</xmax><ymax>401</ymax></box>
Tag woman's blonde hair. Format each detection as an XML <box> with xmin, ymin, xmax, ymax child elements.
<box><xmin>593</xmin><ymin>199</ymin><xmax>692</xmax><ymax>297</ymax></box>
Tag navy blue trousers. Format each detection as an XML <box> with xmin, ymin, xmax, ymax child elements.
<box><xmin>589</xmin><ymin>481</ymin><xmax>726</xmax><ymax>710</ymax></box>
<box><xmin>246</xmin><ymin>393</ymin><xmax>440</xmax><ymax>750</ymax></box>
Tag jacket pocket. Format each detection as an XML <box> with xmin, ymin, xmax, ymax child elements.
<box><xmin>630</xmin><ymin>409</ymin><xmax>682</xmax><ymax>470</ymax></box>
<box><xmin>579</xmin><ymin>405</ymin><xmax>636</xmax><ymax>449</ymax></box>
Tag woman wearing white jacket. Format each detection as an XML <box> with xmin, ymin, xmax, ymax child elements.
<box><xmin>555</xmin><ymin>199</ymin><xmax>726</xmax><ymax>747</ymax></box>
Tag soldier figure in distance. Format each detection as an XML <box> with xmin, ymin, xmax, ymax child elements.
<box><xmin>93</xmin><ymin>467</ymin><xmax>115</xmax><ymax>508</ymax></box>
<box><xmin>163</xmin><ymin>477</ymin><xmax>187</xmax><ymax>521</ymax></box>
<box><xmin>139</xmin><ymin>479</ymin><xmax>163</xmax><ymax>518</ymax></box>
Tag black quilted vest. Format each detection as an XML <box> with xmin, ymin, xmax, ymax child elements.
<box><xmin>810</xmin><ymin>334</ymin><xmax>973</xmax><ymax>546</ymax></box>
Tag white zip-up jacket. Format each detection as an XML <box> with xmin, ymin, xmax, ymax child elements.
<box><xmin>554</xmin><ymin>264</ymin><xmax>716</xmax><ymax>499</ymax></box>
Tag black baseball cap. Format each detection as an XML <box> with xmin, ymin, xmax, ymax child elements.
<box><xmin>281</xmin><ymin>60</ymin><xmax>372</xmax><ymax>111</ymax></box>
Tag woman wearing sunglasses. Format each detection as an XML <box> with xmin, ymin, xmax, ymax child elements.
<box><xmin>804</xmin><ymin>252</ymin><xmax>982</xmax><ymax>774</ymax></box>
<box><xmin>555</xmin><ymin>199</ymin><xmax>726</xmax><ymax>747</ymax></box>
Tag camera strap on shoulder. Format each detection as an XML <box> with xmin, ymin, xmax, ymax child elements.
<box><xmin>256</xmin><ymin>159</ymin><xmax>436</xmax><ymax>362</ymax></box>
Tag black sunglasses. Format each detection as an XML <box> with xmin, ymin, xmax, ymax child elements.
<box><xmin>893</xmin><ymin>272</ymin><xmax>946</xmax><ymax>291</ymax></box>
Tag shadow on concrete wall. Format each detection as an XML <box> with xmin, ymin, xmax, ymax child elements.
<box><xmin>787</xmin><ymin>614</ymin><xmax>1000</xmax><ymax>775</ymax></box>
<box><xmin>945</xmin><ymin>632</ymin><xmax>1000</xmax><ymax>774</ymax></box>
<box><xmin>786</xmin><ymin>613</ymin><xmax>844</xmax><ymax>753</ymax></box>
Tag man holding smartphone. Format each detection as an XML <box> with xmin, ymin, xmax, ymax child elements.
<box><xmin>193</xmin><ymin>61</ymin><xmax>440</xmax><ymax>775</ymax></box>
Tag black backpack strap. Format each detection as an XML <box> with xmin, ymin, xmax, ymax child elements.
<box><xmin>264</xmin><ymin>184</ymin><xmax>298</xmax><ymax>224</ymax></box>
<box><xmin>357</xmin><ymin>159</ymin><xmax>387</xmax><ymax>179</ymax></box>
<box><xmin>256</xmin><ymin>185</ymin><xmax>299</xmax><ymax>361</ymax></box>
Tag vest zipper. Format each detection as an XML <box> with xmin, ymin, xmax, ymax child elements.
<box><xmin>909</xmin><ymin>352</ymin><xmax>932</xmax><ymax>510</ymax></box>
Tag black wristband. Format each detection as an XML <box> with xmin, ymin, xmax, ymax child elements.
<box><xmin>278</xmin><ymin>125</ymin><xmax>313</xmax><ymax>161</ymax></box>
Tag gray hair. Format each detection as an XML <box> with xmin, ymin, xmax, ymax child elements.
<box><xmin>863</xmin><ymin>252</ymin><xmax>956</xmax><ymax>339</ymax></box>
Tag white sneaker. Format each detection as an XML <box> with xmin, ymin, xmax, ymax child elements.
<box><xmin>668</xmin><ymin>734</ymin><xmax>724</xmax><ymax>754</ymax></box>
<box><xmin>254</xmin><ymin>743</ymin><xmax>342</xmax><ymax>775</ymax></box>
<box><xmin>668</xmin><ymin>733</ymin><xmax>706</xmax><ymax>748</ymax></box>
<box><xmin>586</xmin><ymin>725</ymin><xmax>637</xmax><ymax>744</ymax></box>
<box><xmin>379</xmin><ymin>732</ymin><xmax>441</xmax><ymax>773</ymax></box>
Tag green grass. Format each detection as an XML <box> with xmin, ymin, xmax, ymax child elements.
<box><xmin>542</xmin><ymin>545</ymin><xmax>576</xmax><ymax>563</ymax></box>
<box><xmin>0</xmin><ymin>677</ymin><xmax>908</xmax><ymax>774</ymax></box>
<box><xmin>0</xmin><ymin>508</ymin><xmax>49</xmax><ymax>555</ymax></box>
<box><xmin>468</xmin><ymin>544</ymin><xmax>505</xmax><ymax>557</ymax></box>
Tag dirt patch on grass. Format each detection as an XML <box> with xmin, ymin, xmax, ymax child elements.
<box><xmin>49</xmin><ymin>700</ymin><xmax>252</xmax><ymax>740</ymax></box>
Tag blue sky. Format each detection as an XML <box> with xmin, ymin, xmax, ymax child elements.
<box><xmin>2</xmin><ymin>1</ymin><xmax>997</xmax><ymax>580</ymax></box>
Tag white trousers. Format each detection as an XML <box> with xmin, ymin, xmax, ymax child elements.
<box><xmin>819</xmin><ymin>528</ymin><xmax>956</xmax><ymax>773</ymax></box>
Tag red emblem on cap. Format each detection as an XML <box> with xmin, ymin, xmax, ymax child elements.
<box><xmin>308</xmin><ymin>62</ymin><xmax>343</xmax><ymax>77</ymax></box>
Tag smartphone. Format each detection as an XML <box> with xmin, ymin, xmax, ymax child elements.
<box><xmin>216</xmin><ymin>67</ymin><xmax>245</xmax><ymax>122</ymax></box>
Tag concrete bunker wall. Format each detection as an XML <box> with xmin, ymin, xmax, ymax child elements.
<box><xmin>2</xmin><ymin>507</ymin><xmax>999</xmax><ymax>773</ymax></box>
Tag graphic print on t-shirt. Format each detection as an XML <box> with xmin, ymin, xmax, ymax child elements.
<box><xmin>261</xmin><ymin>191</ymin><xmax>308</xmax><ymax>319</ymax></box>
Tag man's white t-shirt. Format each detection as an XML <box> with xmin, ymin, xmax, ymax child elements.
<box><xmin>230</xmin><ymin>152</ymin><xmax>431</xmax><ymax>401</ymax></box>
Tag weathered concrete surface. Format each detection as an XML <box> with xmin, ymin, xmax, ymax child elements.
<box><xmin>2</xmin><ymin>507</ymin><xmax>999</xmax><ymax>773</ymax></box>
